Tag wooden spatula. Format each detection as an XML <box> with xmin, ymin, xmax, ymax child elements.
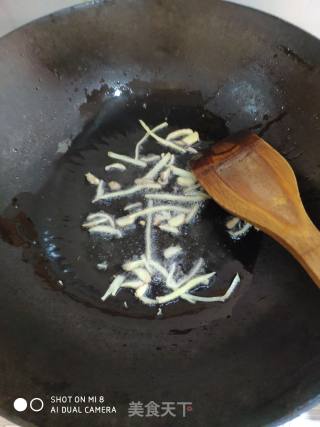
<box><xmin>191</xmin><ymin>132</ymin><xmax>320</xmax><ymax>288</ymax></box>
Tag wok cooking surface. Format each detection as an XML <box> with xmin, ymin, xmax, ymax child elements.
<box><xmin>4</xmin><ymin>92</ymin><xmax>256</xmax><ymax>322</ymax></box>
<box><xmin>0</xmin><ymin>1</ymin><xmax>320</xmax><ymax>426</ymax></box>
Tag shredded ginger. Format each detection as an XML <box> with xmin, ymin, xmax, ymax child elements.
<box><xmin>83</xmin><ymin>120</ymin><xmax>241</xmax><ymax>311</ymax></box>
<box><xmin>164</xmin><ymin>245</ymin><xmax>182</xmax><ymax>259</ymax></box>
<box><xmin>105</xmin><ymin>163</ymin><xmax>127</xmax><ymax>172</ymax></box>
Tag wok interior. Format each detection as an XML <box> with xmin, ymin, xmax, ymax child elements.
<box><xmin>0</xmin><ymin>1</ymin><xmax>320</xmax><ymax>426</ymax></box>
<box><xmin>10</xmin><ymin>92</ymin><xmax>257</xmax><ymax>320</ymax></box>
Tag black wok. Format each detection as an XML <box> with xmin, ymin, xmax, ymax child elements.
<box><xmin>0</xmin><ymin>1</ymin><xmax>320</xmax><ymax>426</ymax></box>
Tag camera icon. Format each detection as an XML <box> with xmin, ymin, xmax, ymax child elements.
<box><xmin>13</xmin><ymin>398</ymin><xmax>44</xmax><ymax>413</ymax></box>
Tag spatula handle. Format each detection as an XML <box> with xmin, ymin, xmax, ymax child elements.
<box><xmin>286</xmin><ymin>219</ymin><xmax>320</xmax><ymax>288</ymax></box>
